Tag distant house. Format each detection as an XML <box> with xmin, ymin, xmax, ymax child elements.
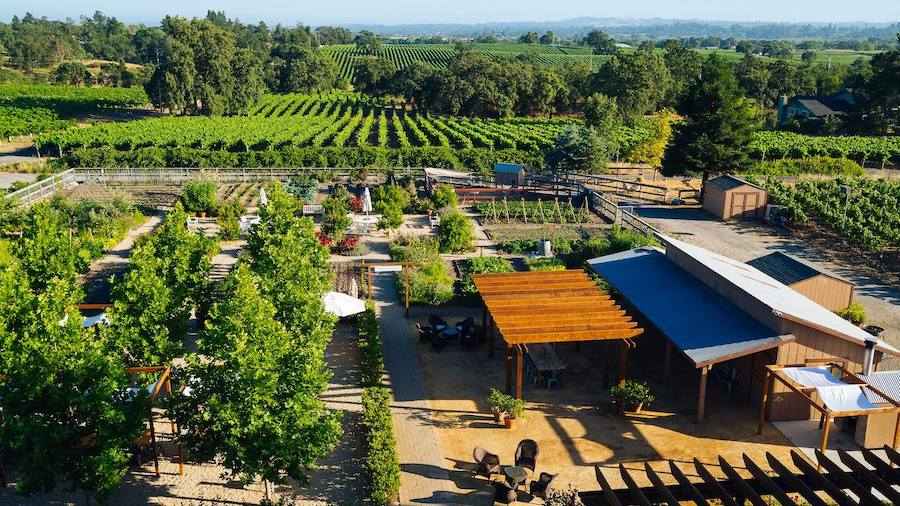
<box><xmin>746</xmin><ymin>252</ymin><xmax>854</xmax><ymax>311</ymax></box>
<box><xmin>494</xmin><ymin>163</ymin><xmax>526</xmax><ymax>187</ymax></box>
<box><xmin>776</xmin><ymin>89</ymin><xmax>855</xmax><ymax>124</ymax></box>
<box><xmin>702</xmin><ymin>174</ymin><xmax>768</xmax><ymax>220</ymax></box>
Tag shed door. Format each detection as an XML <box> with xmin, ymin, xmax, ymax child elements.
<box><xmin>730</xmin><ymin>192</ymin><xmax>759</xmax><ymax>219</ymax></box>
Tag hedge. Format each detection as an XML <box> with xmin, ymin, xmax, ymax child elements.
<box><xmin>742</xmin><ymin>157</ymin><xmax>865</xmax><ymax>177</ymax></box>
<box><xmin>61</xmin><ymin>146</ymin><xmax>544</xmax><ymax>174</ymax></box>
<box><xmin>356</xmin><ymin>300</ymin><xmax>385</xmax><ymax>388</ymax></box>
<box><xmin>355</xmin><ymin>303</ymin><xmax>401</xmax><ymax>505</ymax></box>
<box><xmin>361</xmin><ymin>387</ymin><xmax>402</xmax><ymax>505</ymax></box>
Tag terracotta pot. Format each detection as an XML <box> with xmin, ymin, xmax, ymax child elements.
<box><xmin>504</xmin><ymin>416</ymin><xmax>517</xmax><ymax>429</ymax></box>
<box><xmin>199</xmin><ymin>211</ymin><xmax>207</xmax><ymax>218</ymax></box>
<box><xmin>613</xmin><ymin>402</ymin><xmax>643</xmax><ymax>414</ymax></box>
<box><xmin>630</xmin><ymin>402</ymin><xmax>644</xmax><ymax>414</ymax></box>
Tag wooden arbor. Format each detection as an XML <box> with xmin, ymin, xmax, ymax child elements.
<box><xmin>472</xmin><ymin>269</ymin><xmax>643</xmax><ymax>399</ymax></box>
<box><xmin>129</xmin><ymin>366</ymin><xmax>185</xmax><ymax>477</ymax></box>
<box><xmin>759</xmin><ymin>361</ymin><xmax>900</xmax><ymax>468</ymax></box>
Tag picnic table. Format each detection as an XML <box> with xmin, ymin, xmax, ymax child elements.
<box><xmin>526</xmin><ymin>343</ymin><xmax>567</xmax><ymax>373</ymax></box>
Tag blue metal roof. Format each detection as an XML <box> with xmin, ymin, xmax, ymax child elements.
<box><xmin>589</xmin><ymin>247</ymin><xmax>793</xmax><ymax>367</ymax></box>
<box><xmin>494</xmin><ymin>163</ymin><xmax>524</xmax><ymax>174</ymax></box>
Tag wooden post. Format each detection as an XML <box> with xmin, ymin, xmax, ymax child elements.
<box><xmin>758</xmin><ymin>369</ymin><xmax>771</xmax><ymax>435</ymax></box>
<box><xmin>149</xmin><ymin>409</ymin><xmax>160</xmax><ymax>476</ymax></box>
<box><xmin>516</xmin><ymin>346</ymin><xmax>524</xmax><ymax>400</ymax></box>
<box><xmin>663</xmin><ymin>340</ymin><xmax>672</xmax><ymax>385</ymax></box>
<box><xmin>697</xmin><ymin>365</ymin><xmax>709</xmax><ymax>424</ymax></box>
<box><xmin>819</xmin><ymin>415</ymin><xmax>832</xmax><ymax>471</ymax></box>
<box><xmin>367</xmin><ymin>266</ymin><xmax>373</xmax><ymax>299</ymax></box>
<box><xmin>403</xmin><ymin>267</ymin><xmax>409</xmax><ymax>316</ymax></box>
<box><xmin>488</xmin><ymin>318</ymin><xmax>495</xmax><ymax>358</ymax></box>
<box><xmin>506</xmin><ymin>345</ymin><xmax>513</xmax><ymax>394</ymax></box>
<box><xmin>603</xmin><ymin>345</ymin><xmax>611</xmax><ymax>388</ymax></box>
<box><xmin>893</xmin><ymin>413</ymin><xmax>900</xmax><ymax>450</ymax></box>
<box><xmin>618</xmin><ymin>341</ymin><xmax>628</xmax><ymax>386</ymax></box>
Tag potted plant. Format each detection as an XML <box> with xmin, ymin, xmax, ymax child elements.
<box><xmin>487</xmin><ymin>388</ymin><xmax>507</xmax><ymax>423</ymax></box>
<box><xmin>502</xmin><ymin>397</ymin><xmax>526</xmax><ymax>429</ymax></box>
<box><xmin>610</xmin><ymin>380</ymin><xmax>654</xmax><ymax>414</ymax></box>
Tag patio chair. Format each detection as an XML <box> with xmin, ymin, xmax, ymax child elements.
<box><xmin>514</xmin><ymin>439</ymin><xmax>539</xmax><ymax>473</ymax></box>
<box><xmin>492</xmin><ymin>479</ymin><xmax>517</xmax><ymax>504</ymax></box>
<box><xmin>428</xmin><ymin>315</ymin><xmax>448</xmax><ymax>333</ymax></box>
<box><xmin>529</xmin><ymin>472</ymin><xmax>558</xmax><ymax>499</ymax></box>
<box><xmin>416</xmin><ymin>322</ymin><xmax>434</xmax><ymax>343</ymax></box>
<box><xmin>473</xmin><ymin>446</ymin><xmax>501</xmax><ymax>477</ymax></box>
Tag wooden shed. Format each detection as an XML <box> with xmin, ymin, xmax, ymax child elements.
<box><xmin>494</xmin><ymin>163</ymin><xmax>526</xmax><ymax>187</ymax></box>
<box><xmin>703</xmin><ymin>174</ymin><xmax>768</xmax><ymax>220</ymax></box>
<box><xmin>747</xmin><ymin>252</ymin><xmax>855</xmax><ymax>311</ymax></box>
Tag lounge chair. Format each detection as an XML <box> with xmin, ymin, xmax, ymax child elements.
<box><xmin>492</xmin><ymin>480</ymin><xmax>517</xmax><ymax>504</ymax></box>
<box><xmin>515</xmin><ymin>439</ymin><xmax>539</xmax><ymax>473</ymax></box>
<box><xmin>529</xmin><ymin>472</ymin><xmax>558</xmax><ymax>499</ymax></box>
<box><xmin>473</xmin><ymin>446</ymin><xmax>501</xmax><ymax>477</ymax></box>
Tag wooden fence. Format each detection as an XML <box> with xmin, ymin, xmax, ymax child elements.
<box><xmin>588</xmin><ymin>190</ymin><xmax>660</xmax><ymax>237</ymax></box>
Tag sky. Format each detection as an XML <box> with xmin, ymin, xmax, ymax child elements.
<box><xmin>2</xmin><ymin>0</ymin><xmax>899</xmax><ymax>26</ymax></box>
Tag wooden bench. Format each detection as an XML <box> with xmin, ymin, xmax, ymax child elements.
<box><xmin>302</xmin><ymin>204</ymin><xmax>324</xmax><ymax>216</ymax></box>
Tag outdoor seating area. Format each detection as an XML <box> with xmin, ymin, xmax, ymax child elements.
<box><xmin>471</xmin><ymin>439</ymin><xmax>557</xmax><ymax>504</ymax></box>
<box><xmin>417</xmin><ymin>314</ymin><xmax>481</xmax><ymax>352</ymax></box>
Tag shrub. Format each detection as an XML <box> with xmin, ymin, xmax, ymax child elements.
<box><xmin>437</xmin><ymin>210</ymin><xmax>475</xmax><ymax>253</ymax></box>
<box><xmin>217</xmin><ymin>200</ymin><xmax>245</xmax><ymax>240</ymax></box>
<box><xmin>610</xmin><ymin>380</ymin><xmax>655</xmax><ymax>407</ymax></box>
<box><xmin>836</xmin><ymin>302</ymin><xmax>866</xmax><ymax>325</ymax></box>
<box><xmin>356</xmin><ymin>301</ymin><xmax>384</xmax><ymax>387</ymax></box>
<box><xmin>377</xmin><ymin>204</ymin><xmax>404</xmax><ymax>231</ymax></box>
<box><xmin>335</xmin><ymin>235</ymin><xmax>362</xmax><ymax>255</ymax></box>
<box><xmin>498</xmin><ymin>239</ymin><xmax>539</xmax><ymax>255</ymax></box>
<box><xmin>567</xmin><ymin>226</ymin><xmax>659</xmax><ymax>267</ymax></box>
<box><xmin>458</xmin><ymin>256</ymin><xmax>514</xmax><ymax>300</ymax></box>
<box><xmin>361</xmin><ymin>387</ymin><xmax>401</xmax><ymax>505</ymax></box>
<box><xmin>372</xmin><ymin>184</ymin><xmax>412</xmax><ymax>213</ymax></box>
<box><xmin>284</xmin><ymin>176</ymin><xmax>318</xmax><ymax>203</ymax></box>
<box><xmin>182</xmin><ymin>179</ymin><xmax>218</xmax><ymax>214</ymax></box>
<box><xmin>525</xmin><ymin>256</ymin><xmax>566</xmax><ymax>271</ymax></box>
<box><xmin>320</xmin><ymin>195</ymin><xmax>352</xmax><ymax>241</ymax></box>
<box><xmin>389</xmin><ymin>236</ymin><xmax>454</xmax><ymax>305</ymax></box>
<box><xmin>431</xmin><ymin>184</ymin><xmax>458</xmax><ymax>210</ymax></box>
<box><xmin>315</xmin><ymin>231</ymin><xmax>333</xmax><ymax>247</ymax></box>
<box><xmin>546</xmin><ymin>486</ymin><xmax>585</xmax><ymax>506</ymax></box>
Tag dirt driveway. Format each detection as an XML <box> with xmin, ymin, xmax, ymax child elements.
<box><xmin>637</xmin><ymin>206</ymin><xmax>900</xmax><ymax>369</ymax></box>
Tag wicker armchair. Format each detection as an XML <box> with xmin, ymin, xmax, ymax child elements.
<box><xmin>529</xmin><ymin>472</ymin><xmax>558</xmax><ymax>499</ymax></box>
<box><xmin>416</xmin><ymin>322</ymin><xmax>434</xmax><ymax>343</ymax></box>
<box><xmin>473</xmin><ymin>446</ymin><xmax>501</xmax><ymax>477</ymax></box>
<box><xmin>514</xmin><ymin>439</ymin><xmax>539</xmax><ymax>473</ymax></box>
<box><xmin>492</xmin><ymin>480</ymin><xmax>517</xmax><ymax>504</ymax></box>
<box><xmin>428</xmin><ymin>315</ymin><xmax>448</xmax><ymax>333</ymax></box>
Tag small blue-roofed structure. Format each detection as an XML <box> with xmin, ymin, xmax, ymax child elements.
<box><xmin>494</xmin><ymin>163</ymin><xmax>526</xmax><ymax>187</ymax></box>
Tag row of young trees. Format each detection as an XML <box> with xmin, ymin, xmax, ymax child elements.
<box><xmin>0</xmin><ymin>187</ymin><xmax>341</xmax><ymax>502</ymax></box>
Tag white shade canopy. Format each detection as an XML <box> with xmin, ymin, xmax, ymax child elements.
<box><xmin>362</xmin><ymin>187</ymin><xmax>373</xmax><ymax>215</ymax></box>
<box><xmin>259</xmin><ymin>187</ymin><xmax>268</xmax><ymax>206</ymax></box>
<box><xmin>322</xmin><ymin>291</ymin><xmax>366</xmax><ymax>318</ymax></box>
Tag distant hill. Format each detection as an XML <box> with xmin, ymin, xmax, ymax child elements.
<box><xmin>344</xmin><ymin>18</ymin><xmax>900</xmax><ymax>40</ymax></box>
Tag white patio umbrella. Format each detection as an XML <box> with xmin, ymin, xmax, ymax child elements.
<box><xmin>362</xmin><ymin>187</ymin><xmax>373</xmax><ymax>215</ymax></box>
<box><xmin>322</xmin><ymin>291</ymin><xmax>366</xmax><ymax>318</ymax></box>
<box><xmin>349</xmin><ymin>278</ymin><xmax>359</xmax><ymax>299</ymax></box>
<box><xmin>259</xmin><ymin>187</ymin><xmax>268</xmax><ymax>207</ymax></box>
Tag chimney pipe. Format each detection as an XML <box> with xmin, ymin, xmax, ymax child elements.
<box><xmin>862</xmin><ymin>340</ymin><xmax>876</xmax><ymax>376</ymax></box>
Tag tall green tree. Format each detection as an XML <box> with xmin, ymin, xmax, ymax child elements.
<box><xmin>661</xmin><ymin>40</ymin><xmax>703</xmax><ymax>109</ymax></box>
<box><xmin>662</xmin><ymin>55</ymin><xmax>758</xmax><ymax>177</ymax></box>
<box><xmin>0</xmin><ymin>244</ymin><xmax>146</xmax><ymax>502</ymax></box>
<box><xmin>353</xmin><ymin>57</ymin><xmax>397</xmax><ymax>97</ymax></box>
<box><xmin>545</xmin><ymin>125</ymin><xmax>612</xmax><ymax>173</ymax></box>
<box><xmin>582</xmin><ymin>29</ymin><xmax>618</xmax><ymax>55</ymax></box>
<box><xmin>176</xmin><ymin>264</ymin><xmax>341</xmax><ymax>497</ymax></box>
<box><xmin>354</xmin><ymin>30</ymin><xmax>382</xmax><ymax>55</ymax></box>
<box><xmin>596</xmin><ymin>50</ymin><xmax>672</xmax><ymax>117</ymax></box>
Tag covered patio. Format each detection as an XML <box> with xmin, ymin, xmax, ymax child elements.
<box><xmin>472</xmin><ymin>270</ymin><xmax>644</xmax><ymax>399</ymax></box>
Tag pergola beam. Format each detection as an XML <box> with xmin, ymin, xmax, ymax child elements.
<box><xmin>504</xmin><ymin>328</ymin><xmax>644</xmax><ymax>344</ymax></box>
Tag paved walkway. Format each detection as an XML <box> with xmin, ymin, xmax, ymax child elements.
<box><xmin>364</xmin><ymin>232</ymin><xmax>455</xmax><ymax>505</ymax></box>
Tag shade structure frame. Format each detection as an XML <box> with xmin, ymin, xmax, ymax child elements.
<box><xmin>473</xmin><ymin>269</ymin><xmax>644</xmax><ymax>347</ymax></box>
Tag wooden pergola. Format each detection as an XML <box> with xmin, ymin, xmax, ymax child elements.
<box><xmin>759</xmin><ymin>360</ymin><xmax>900</xmax><ymax>469</ymax></box>
<box><xmin>472</xmin><ymin>269</ymin><xmax>643</xmax><ymax>399</ymax></box>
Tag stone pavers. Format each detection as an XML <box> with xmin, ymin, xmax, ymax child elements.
<box><xmin>372</xmin><ymin>274</ymin><xmax>456</xmax><ymax>504</ymax></box>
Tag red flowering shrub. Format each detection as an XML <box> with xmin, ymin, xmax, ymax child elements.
<box><xmin>315</xmin><ymin>231</ymin><xmax>333</xmax><ymax>247</ymax></box>
<box><xmin>349</xmin><ymin>196</ymin><xmax>363</xmax><ymax>213</ymax></box>
<box><xmin>336</xmin><ymin>235</ymin><xmax>360</xmax><ymax>253</ymax></box>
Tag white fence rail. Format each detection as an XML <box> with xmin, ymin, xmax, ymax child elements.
<box><xmin>5</xmin><ymin>169</ymin><xmax>76</xmax><ymax>207</ymax></box>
